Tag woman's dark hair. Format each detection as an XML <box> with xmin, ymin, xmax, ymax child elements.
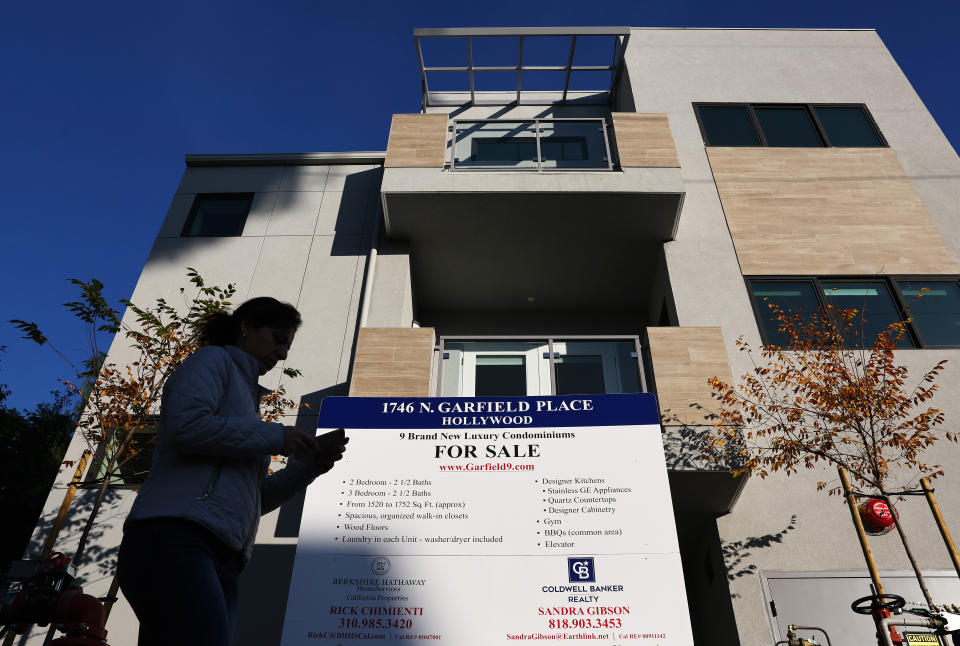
<box><xmin>198</xmin><ymin>297</ymin><xmax>302</xmax><ymax>347</ymax></box>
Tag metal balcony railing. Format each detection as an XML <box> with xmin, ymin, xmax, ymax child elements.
<box><xmin>450</xmin><ymin>118</ymin><xmax>614</xmax><ymax>171</ymax></box>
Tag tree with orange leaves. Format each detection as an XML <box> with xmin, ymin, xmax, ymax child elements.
<box><xmin>705</xmin><ymin>300</ymin><xmax>950</xmax><ymax>497</ymax></box>
<box><xmin>10</xmin><ymin>269</ymin><xmax>299</xmax><ymax>567</ymax></box>
<box><xmin>706</xmin><ymin>296</ymin><xmax>956</xmax><ymax>614</ymax></box>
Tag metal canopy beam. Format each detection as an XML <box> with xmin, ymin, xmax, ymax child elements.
<box><xmin>562</xmin><ymin>35</ymin><xmax>577</xmax><ymax>102</ymax></box>
<box><xmin>414</xmin><ymin>26</ymin><xmax>630</xmax><ymax>37</ymax></box>
<box><xmin>415</xmin><ymin>26</ymin><xmax>631</xmax><ymax>108</ymax></box>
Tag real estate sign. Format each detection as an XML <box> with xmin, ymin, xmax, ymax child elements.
<box><xmin>280</xmin><ymin>393</ymin><xmax>694</xmax><ymax>645</ymax></box>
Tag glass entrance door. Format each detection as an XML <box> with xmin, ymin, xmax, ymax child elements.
<box><xmin>454</xmin><ymin>341</ymin><xmax>550</xmax><ymax>396</ymax></box>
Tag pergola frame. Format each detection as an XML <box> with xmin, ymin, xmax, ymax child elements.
<box><xmin>414</xmin><ymin>27</ymin><xmax>631</xmax><ymax>108</ymax></box>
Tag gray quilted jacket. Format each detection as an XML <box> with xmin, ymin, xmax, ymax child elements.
<box><xmin>125</xmin><ymin>345</ymin><xmax>323</xmax><ymax>563</ymax></box>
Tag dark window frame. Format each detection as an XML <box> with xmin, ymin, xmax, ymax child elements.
<box><xmin>746</xmin><ymin>276</ymin><xmax>960</xmax><ymax>349</ymax></box>
<box><xmin>180</xmin><ymin>193</ymin><xmax>254</xmax><ymax>238</ymax></box>
<box><xmin>693</xmin><ymin>103</ymin><xmax>887</xmax><ymax>148</ymax></box>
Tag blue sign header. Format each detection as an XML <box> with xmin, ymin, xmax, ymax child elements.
<box><xmin>317</xmin><ymin>393</ymin><xmax>660</xmax><ymax>429</ymax></box>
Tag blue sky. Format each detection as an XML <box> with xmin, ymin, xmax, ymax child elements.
<box><xmin>1</xmin><ymin>0</ymin><xmax>958</xmax><ymax>411</ymax></box>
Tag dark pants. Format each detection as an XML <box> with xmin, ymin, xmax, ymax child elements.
<box><xmin>117</xmin><ymin>518</ymin><xmax>243</xmax><ymax>646</ymax></box>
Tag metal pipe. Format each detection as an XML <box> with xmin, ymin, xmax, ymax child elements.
<box><xmin>839</xmin><ymin>467</ymin><xmax>885</xmax><ymax>595</ymax></box>
<box><xmin>41</xmin><ymin>450</ymin><xmax>91</xmax><ymax>558</ymax></box>
<box><xmin>920</xmin><ymin>477</ymin><xmax>960</xmax><ymax>579</ymax></box>
<box><xmin>788</xmin><ymin>625</ymin><xmax>833</xmax><ymax>646</ymax></box>
<box><xmin>358</xmin><ymin>198</ymin><xmax>383</xmax><ymax>328</ymax></box>
<box><xmin>878</xmin><ymin>616</ymin><xmax>940</xmax><ymax>646</ymax></box>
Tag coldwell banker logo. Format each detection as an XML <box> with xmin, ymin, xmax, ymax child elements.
<box><xmin>568</xmin><ymin>557</ymin><xmax>595</xmax><ymax>583</ymax></box>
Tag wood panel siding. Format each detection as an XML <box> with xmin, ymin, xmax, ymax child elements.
<box><xmin>647</xmin><ymin>327</ymin><xmax>731</xmax><ymax>426</ymax></box>
<box><xmin>384</xmin><ymin>114</ymin><xmax>449</xmax><ymax>168</ymax></box>
<box><xmin>349</xmin><ymin>327</ymin><xmax>435</xmax><ymax>397</ymax></box>
<box><xmin>707</xmin><ymin>147</ymin><xmax>960</xmax><ymax>275</ymax></box>
<box><xmin>611</xmin><ymin>113</ymin><xmax>680</xmax><ymax>168</ymax></box>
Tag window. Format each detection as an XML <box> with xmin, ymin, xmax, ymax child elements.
<box><xmin>747</xmin><ymin>280</ymin><xmax>821</xmax><ymax>348</ymax></box>
<box><xmin>695</xmin><ymin>106</ymin><xmax>760</xmax><ymax>146</ymax></box>
<box><xmin>897</xmin><ymin>280</ymin><xmax>960</xmax><ymax>346</ymax></box>
<box><xmin>820</xmin><ymin>280</ymin><xmax>914</xmax><ymax>348</ymax></box>
<box><xmin>747</xmin><ymin>277</ymin><xmax>960</xmax><ymax>348</ymax></box>
<box><xmin>470</xmin><ymin>137</ymin><xmax>589</xmax><ymax>164</ymax></box>
<box><xmin>181</xmin><ymin>193</ymin><xmax>253</xmax><ymax>237</ymax></box>
<box><xmin>694</xmin><ymin>104</ymin><xmax>885</xmax><ymax>148</ymax></box>
<box><xmin>554</xmin><ymin>355</ymin><xmax>605</xmax><ymax>395</ymax></box>
<box><xmin>452</xmin><ymin>118</ymin><xmax>612</xmax><ymax>171</ymax></box>
<box><xmin>813</xmin><ymin>106</ymin><xmax>885</xmax><ymax>147</ymax></box>
<box><xmin>475</xmin><ymin>355</ymin><xmax>528</xmax><ymax>396</ymax></box>
<box><xmin>754</xmin><ymin>107</ymin><xmax>823</xmax><ymax>147</ymax></box>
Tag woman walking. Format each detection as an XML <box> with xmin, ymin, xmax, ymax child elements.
<box><xmin>117</xmin><ymin>297</ymin><xmax>347</xmax><ymax>645</ymax></box>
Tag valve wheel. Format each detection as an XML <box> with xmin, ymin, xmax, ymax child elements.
<box><xmin>851</xmin><ymin>593</ymin><xmax>906</xmax><ymax>615</ymax></box>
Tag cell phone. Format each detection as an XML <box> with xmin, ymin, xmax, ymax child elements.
<box><xmin>317</xmin><ymin>428</ymin><xmax>346</xmax><ymax>441</ymax></box>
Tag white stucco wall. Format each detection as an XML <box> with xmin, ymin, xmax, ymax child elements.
<box><xmin>622</xmin><ymin>28</ymin><xmax>960</xmax><ymax>645</ymax></box>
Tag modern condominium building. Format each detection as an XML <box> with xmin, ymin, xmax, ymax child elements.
<box><xmin>20</xmin><ymin>26</ymin><xmax>960</xmax><ymax>646</ymax></box>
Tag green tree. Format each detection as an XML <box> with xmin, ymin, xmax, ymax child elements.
<box><xmin>0</xmin><ymin>349</ymin><xmax>73</xmax><ymax>568</ymax></box>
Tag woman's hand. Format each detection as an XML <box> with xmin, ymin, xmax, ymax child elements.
<box><xmin>281</xmin><ymin>427</ymin><xmax>322</xmax><ymax>458</ymax></box>
<box><xmin>312</xmin><ymin>428</ymin><xmax>349</xmax><ymax>474</ymax></box>
<box><xmin>281</xmin><ymin>427</ymin><xmax>349</xmax><ymax>474</ymax></box>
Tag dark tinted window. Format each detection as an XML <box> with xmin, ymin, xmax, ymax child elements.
<box><xmin>182</xmin><ymin>194</ymin><xmax>253</xmax><ymax>237</ymax></box>
<box><xmin>539</xmin><ymin>137</ymin><xmax>588</xmax><ymax>162</ymax></box>
<box><xmin>898</xmin><ymin>280</ymin><xmax>960</xmax><ymax>346</ymax></box>
<box><xmin>475</xmin><ymin>356</ymin><xmax>527</xmax><ymax>396</ymax></box>
<box><xmin>821</xmin><ymin>281</ymin><xmax>914</xmax><ymax>348</ymax></box>
<box><xmin>554</xmin><ymin>355</ymin><xmax>605</xmax><ymax>395</ymax></box>
<box><xmin>473</xmin><ymin>137</ymin><xmax>588</xmax><ymax>163</ymax></box>
<box><xmin>696</xmin><ymin>104</ymin><xmax>886</xmax><ymax>149</ymax></box>
<box><xmin>697</xmin><ymin>106</ymin><xmax>760</xmax><ymax>146</ymax></box>
<box><xmin>813</xmin><ymin>106</ymin><xmax>883</xmax><ymax>147</ymax></box>
<box><xmin>754</xmin><ymin>107</ymin><xmax>822</xmax><ymax>147</ymax></box>
<box><xmin>750</xmin><ymin>280</ymin><xmax>821</xmax><ymax>347</ymax></box>
<box><xmin>473</xmin><ymin>138</ymin><xmax>538</xmax><ymax>163</ymax></box>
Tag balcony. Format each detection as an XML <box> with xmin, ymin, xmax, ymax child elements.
<box><xmin>382</xmin><ymin>111</ymin><xmax>683</xmax><ymax>212</ymax></box>
<box><xmin>451</xmin><ymin>118</ymin><xmax>613</xmax><ymax>172</ymax></box>
<box><xmin>379</xmin><ymin>111</ymin><xmax>684</xmax><ymax>314</ymax></box>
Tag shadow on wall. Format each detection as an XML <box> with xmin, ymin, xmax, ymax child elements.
<box><xmin>721</xmin><ymin>515</ymin><xmax>798</xmax><ymax>593</ymax></box>
<box><xmin>274</xmin><ymin>383</ymin><xmax>350</xmax><ymax>539</ymax></box>
<box><xmin>147</xmin><ymin>166</ymin><xmax>383</xmax><ymax>267</ymax></box>
<box><xmin>27</xmin><ymin>487</ymin><xmax>129</xmax><ymax>582</ymax></box>
<box><xmin>659</xmin><ymin>404</ymin><xmax>743</xmax><ymax>472</ymax></box>
<box><xmin>678</xmin><ymin>514</ymin><xmax>797</xmax><ymax>646</ymax></box>
<box><xmin>616</xmin><ymin>62</ymin><xmax>636</xmax><ymax>113</ymax></box>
